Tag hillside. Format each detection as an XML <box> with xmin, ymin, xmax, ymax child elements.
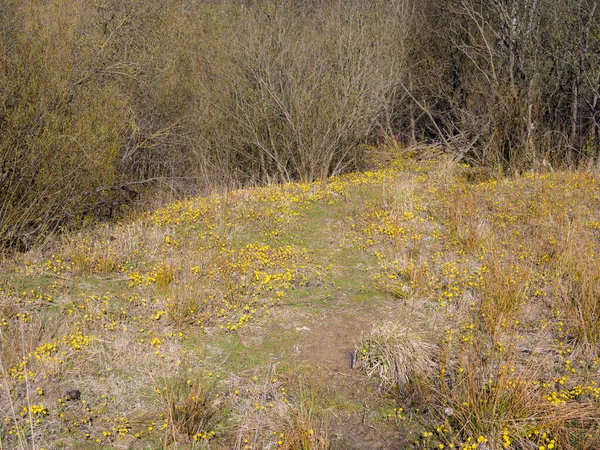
<box><xmin>1</xmin><ymin>158</ymin><xmax>600</xmax><ymax>449</ymax></box>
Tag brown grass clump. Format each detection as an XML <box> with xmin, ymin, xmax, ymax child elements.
<box><xmin>157</xmin><ymin>377</ymin><xmax>224</xmax><ymax>444</ymax></box>
<box><xmin>279</xmin><ymin>378</ymin><xmax>330</xmax><ymax>450</ymax></box>
<box><xmin>355</xmin><ymin>322</ymin><xmax>436</xmax><ymax>394</ymax></box>
<box><xmin>556</xmin><ymin>256</ymin><xmax>600</xmax><ymax>347</ymax></box>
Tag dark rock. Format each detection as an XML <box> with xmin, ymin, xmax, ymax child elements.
<box><xmin>65</xmin><ymin>389</ymin><xmax>81</xmax><ymax>401</ymax></box>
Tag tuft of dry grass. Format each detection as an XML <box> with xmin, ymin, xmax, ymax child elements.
<box><xmin>355</xmin><ymin>322</ymin><xmax>436</xmax><ymax>394</ymax></box>
<box><xmin>157</xmin><ymin>376</ymin><xmax>224</xmax><ymax>445</ymax></box>
<box><xmin>279</xmin><ymin>376</ymin><xmax>330</xmax><ymax>450</ymax></box>
<box><xmin>556</xmin><ymin>257</ymin><xmax>600</xmax><ymax>347</ymax></box>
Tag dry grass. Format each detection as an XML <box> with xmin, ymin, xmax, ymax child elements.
<box><xmin>352</xmin><ymin>162</ymin><xmax>600</xmax><ymax>449</ymax></box>
<box><xmin>278</xmin><ymin>376</ymin><xmax>330</xmax><ymax>450</ymax></box>
<box><xmin>157</xmin><ymin>376</ymin><xmax>224</xmax><ymax>444</ymax></box>
<box><xmin>355</xmin><ymin>322</ymin><xmax>436</xmax><ymax>393</ymax></box>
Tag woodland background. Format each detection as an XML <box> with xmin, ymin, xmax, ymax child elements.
<box><xmin>1</xmin><ymin>0</ymin><xmax>599</xmax><ymax>249</ymax></box>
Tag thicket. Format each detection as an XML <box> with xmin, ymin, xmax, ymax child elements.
<box><xmin>1</xmin><ymin>0</ymin><xmax>599</xmax><ymax>250</ymax></box>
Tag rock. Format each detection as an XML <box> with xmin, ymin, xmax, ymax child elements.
<box><xmin>65</xmin><ymin>389</ymin><xmax>81</xmax><ymax>401</ymax></box>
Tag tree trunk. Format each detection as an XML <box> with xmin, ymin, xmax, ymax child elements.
<box><xmin>592</xmin><ymin>72</ymin><xmax>600</xmax><ymax>155</ymax></box>
<box><xmin>570</xmin><ymin>58</ymin><xmax>582</xmax><ymax>164</ymax></box>
<box><xmin>409</xmin><ymin>72</ymin><xmax>416</xmax><ymax>145</ymax></box>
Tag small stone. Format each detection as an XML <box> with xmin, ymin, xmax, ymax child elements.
<box><xmin>65</xmin><ymin>389</ymin><xmax>81</xmax><ymax>401</ymax></box>
<box><xmin>443</xmin><ymin>407</ymin><xmax>454</xmax><ymax>416</ymax></box>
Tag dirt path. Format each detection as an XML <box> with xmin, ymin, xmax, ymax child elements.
<box><xmin>277</xmin><ymin>201</ymin><xmax>409</xmax><ymax>448</ymax></box>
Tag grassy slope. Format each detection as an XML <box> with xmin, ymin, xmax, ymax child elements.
<box><xmin>1</xmin><ymin>157</ymin><xmax>600</xmax><ymax>449</ymax></box>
